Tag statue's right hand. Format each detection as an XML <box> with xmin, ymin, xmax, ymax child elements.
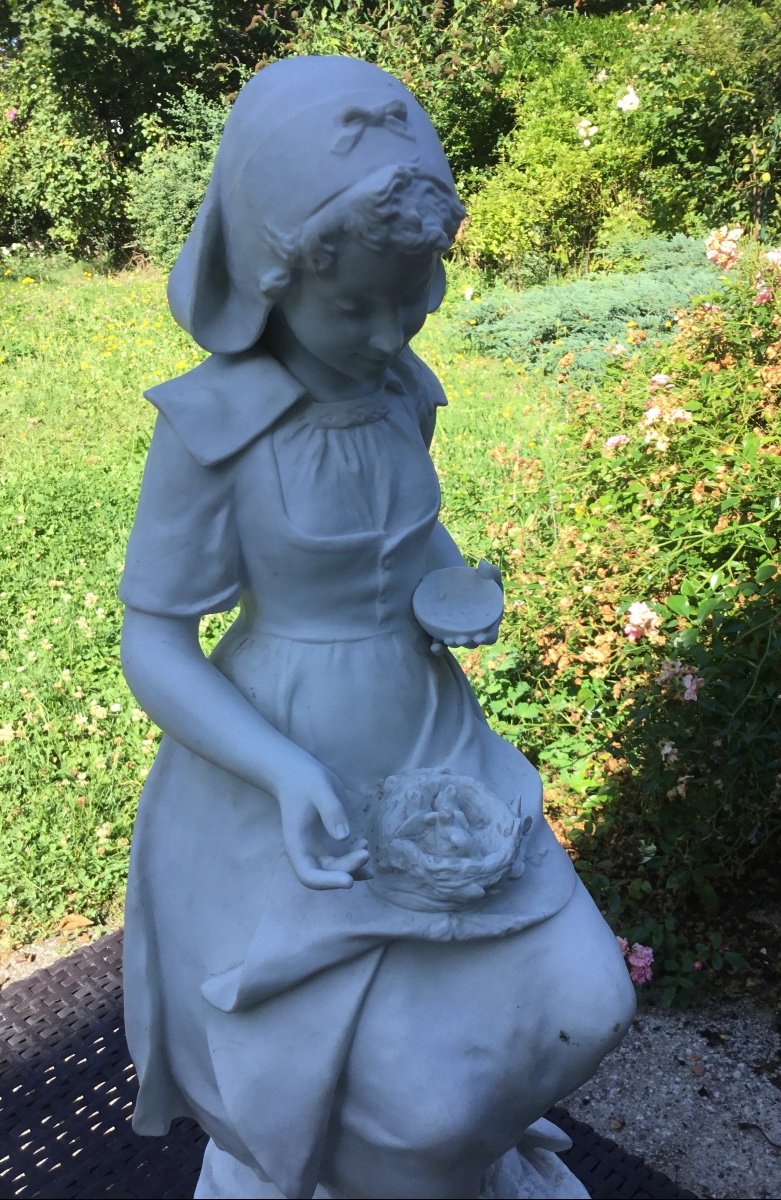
<box><xmin>276</xmin><ymin>761</ymin><xmax>371</xmax><ymax>891</ymax></box>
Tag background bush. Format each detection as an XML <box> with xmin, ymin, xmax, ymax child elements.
<box><xmin>0</xmin><ymin>0</ymin><xmax>528</xmax><ymax>260</ymax></box>
<box><xmin>457</xmin><ymin>234</ymin><xmax>718</xmax><ymax>382</ymax></box>
<box><xmin>0</xmin><ymin>0</ymin><xmax>272</xmax><ymax>258</ymax></box>
<box><xmin>126</xmin><ymin>92</ymin><xmax>228</xmax><ymax>269</ymax></box>
<box><xmin>4</xmin><ymin>1</ymin><xmax>780</xmax><ymax>267</ymax></box>
<box><xmin>0</xmin><ymin>81</ymin><xmax>125</xmax><ymax>258</ymax></box>
<box><xmin>464</xmin><ymin>0</ymin><xmax>781</xmax><ymax>277</ymax></box>
<box><xmin>439</xmin><ymin>238</ymin><xmax>780</xmax><ymax>998</ymax></box>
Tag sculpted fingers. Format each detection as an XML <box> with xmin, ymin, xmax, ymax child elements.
<box><xmin>319</xmin><ymin>844</ymin><xmax>373</xmax><ymax>879</ymax></box>
<box><xmin>290</xmin><ymin>850</ymin><xmax>356</xmax><ymax>890</ymax></box>
<box><xmin>280</xmin><ymin>772</ymin><xmax>373</xmax><ymax>890</ymax></box>
<box><xmin>282</xmin><ymin>813</ymin><xmax>355</xmax><ymax>889</ymax></box>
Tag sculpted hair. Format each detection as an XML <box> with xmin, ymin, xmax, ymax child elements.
<box><xmin>259</xmin><ymin>164</ymin><xmax>465</xmax><ymax>301</ymax></box>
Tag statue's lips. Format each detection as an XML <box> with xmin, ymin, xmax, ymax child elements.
<box><xmin>354</xmin><ymin>351</ymin><xmax>393</xmax><ymax>369</ymax></box>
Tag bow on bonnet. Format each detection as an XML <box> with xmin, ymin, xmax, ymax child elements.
<box><xmin>167</xmin><ymin>56</ymin><xmax>458</xmax><ymax>355</ymax></box>
<box><xmin>332</xmin><ymin>99</ymin><xmax>415</xmax><ymax>154</ymax></box>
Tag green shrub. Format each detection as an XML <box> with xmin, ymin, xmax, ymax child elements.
<box><xmin>457</xmin><ymin>237</ymin><xmax>718</xmax><ymax>382</ymax></box>
<box><xmin>0</xmin><ymin>83</ymin><xmax>125</xmax><ymax>258</ymax></box>
<box><xmin>0</xmin><ymin>0</ymin><xmax>280</xmax><ymax>254</ymax></box>
<box><xmin>463</xmin><ymin>8</ymin><xmax>649</xmax><ymax>274</ymax></box>
<box><xmin>127</xmin><ymin>91</ymin><xmax>228</xmax><ymax>269</ymax></box>
<box><xmin>464</xmin><ymin>0</ymin><xmax>781</xmax><ymax>277</ymax></box>
<box><xmin>590</xmin><ymin>230</ymin><xmax>707</xmax><ymax>275</ymax></box>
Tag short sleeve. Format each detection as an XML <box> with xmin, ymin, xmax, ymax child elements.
<box><xmin>119</xmin><ymin>413</ymin><xmax>242</xmax><ymax>617</ymax></box>
<box><xmin>395</xmin><ymin>348</ymin><xmax>447</xmax><ymax>449</ymax></box>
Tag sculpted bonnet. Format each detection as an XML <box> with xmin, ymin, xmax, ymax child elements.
<box><xmin>167</xmin><ymin>55</ymin><xmax>460</xmax><ymax>354</ymax></box>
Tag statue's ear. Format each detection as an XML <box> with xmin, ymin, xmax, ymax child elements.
<box><xmin>427</xmin><ymin>259</ymin><xmax>447</xmax><ymax>313</ymax></box>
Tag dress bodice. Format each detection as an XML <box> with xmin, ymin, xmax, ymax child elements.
<box><xmin>119</xmin><ymin>346</ymin><xmax>446</xmax><ymax>633</ymax></box>
<box><xmin>231</xmin><ymin>389</ymin><xmax>440</xmax><ymax>641</ymax></box>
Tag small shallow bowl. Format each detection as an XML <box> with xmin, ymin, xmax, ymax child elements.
<box><xmin>412</xmin><ymin>566</ymin><xmax>503</xmax><ymax>641</ymax></box>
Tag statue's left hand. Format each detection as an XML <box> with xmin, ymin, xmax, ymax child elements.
<box><xmin>430</xmin><ymin>560</ymin><xmax>504</xmax><ymax>655</ymax></box>
<box><xmin>277</xmin><ymin>758</ymin><xmax>373</xmax><ymax>890</ymax></box>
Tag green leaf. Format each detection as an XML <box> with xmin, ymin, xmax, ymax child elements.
<box><xmin>697</xmin><ymin>881</ymin><xmax>719</xmax><ymax>912</ymax></box>
<box><xmin>661</xmin><ymin>984</ymin><xmax>677</xmax><ymax>1008</ymax></box>
<box><xmin>696</xmin><ymin>596</ymin><xmax>721</xmax><ymax>622</ymax></box>
<box><xmin>666</xmin><ymin>594</ymin><xmax>691</xmax><ymax>617</ymax></box>
<box><xmin>742</xmin><ymin>431</ymin><xmax>761</xmax><ymax>464</ymax></box>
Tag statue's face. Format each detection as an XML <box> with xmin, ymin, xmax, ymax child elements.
<box><xmin>271</xmin><ymin>237</ymin><xmax>439</xmax><ymax>392</ymax></box>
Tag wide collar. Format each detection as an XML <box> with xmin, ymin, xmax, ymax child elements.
<box><xmin>145</xmin><ymin>347</ymin><xmax>412</xmax><ymax>466</ymax></box>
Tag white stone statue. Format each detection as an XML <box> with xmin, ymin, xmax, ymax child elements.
<box><xmin>119</xmin><ymin>55</ymin><xmax>635</xmax><ymax>1200</ymax></box>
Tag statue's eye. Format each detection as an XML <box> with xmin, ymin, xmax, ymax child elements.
<box><xmin>334</xmin><ymin>300</ymin><xmax>362</xmax><ymax>317</ymax></box>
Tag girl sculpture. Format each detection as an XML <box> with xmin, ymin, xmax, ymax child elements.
<box><xmin>120</xmin><ymin>56</ymin><xmax>635</xmax><ymax>1200</ymax></box>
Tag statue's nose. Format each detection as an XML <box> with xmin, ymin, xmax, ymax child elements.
<box><xmin>368</xmin><ymin>311</ymin><xmax>405</xmax><ymax>357</ymax></box>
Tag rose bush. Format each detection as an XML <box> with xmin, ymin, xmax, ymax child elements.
<box><xmin>448</xmin><ymin>232</ymin><xmax>779</xmax><ymax>1001</ymax></box>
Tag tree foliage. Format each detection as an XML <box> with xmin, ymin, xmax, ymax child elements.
<box><xmin>1</xmin><ymin>1</ymin><xmax>265</xmax><ymax>155</ymax></box>
<box><xmin>2</xmin><ymin>1</ymin><xmax>780</xmax><ymax>266</ymax></box>
<box><xmin>0</xmin><ymin>0</ymin><xmax>528</xmax><ymax>256</ymax></box>
<box><xmin>464</xmin><ymin>0</ymin><xmax>781</xmax><ymax>276</ymax></box>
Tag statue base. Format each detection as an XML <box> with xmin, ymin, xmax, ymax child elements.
<box><xmin>193</xmin><ymin>1137</ymin><xmax>590</xmax><ymax>1199</ymax></box>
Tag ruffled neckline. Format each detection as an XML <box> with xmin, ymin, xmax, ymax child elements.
<box><xmin>303</xmin><ymin>392</ymin><xmax>391</xmax><ymax>429</ymax></box>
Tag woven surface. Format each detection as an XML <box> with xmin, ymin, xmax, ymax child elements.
<box><xmin>0</xmin><ymin>931</ymin><xmax>698</xmax><ymax>1200</ymax></box>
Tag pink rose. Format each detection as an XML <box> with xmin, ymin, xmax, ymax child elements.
<box><xmin>649</xmin><ymin>373</ymin><xmax>672</xmax><ymax>389</ymax></box>
<box><xmin>628</xmin><ymin>942</ymin><xmax>654</xmax><ymax>986</ymax></box>
<box><xmin>629</xmin><ymin>960</ymin><xmax>653</xmax><ymax>986</ymax></box>
<box><xmin>623</xmin><ymin>601</ymin><xmax>661</xmax><ymax>642</ymax></box>
<box><xmin>604</xmin><ymin>434</ymin><xmax>630</xmax><ymax>451</ymax></box>
<box><xmin>5</xmin><ymin>107</ymin><xmax>18</xmax><ymax>123</ymax></box>
<box><xmin>754</xmin><ymin>285</ymin><xmax>774</xmax><ymax>306</ymax></box>
<box><xmin>681</xmin><ymin>673</ymin><xmax>704</xmax><ymax>701</ymax></box>
<box><xmin>616</xmin><ymin>935</ymin><xmax>629</xmax><ymax>957</ymax></box>
<box><xmin>668</xmin><ymin>407</ymin><xmax>693</xmax><ymax>424</ymax></box>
